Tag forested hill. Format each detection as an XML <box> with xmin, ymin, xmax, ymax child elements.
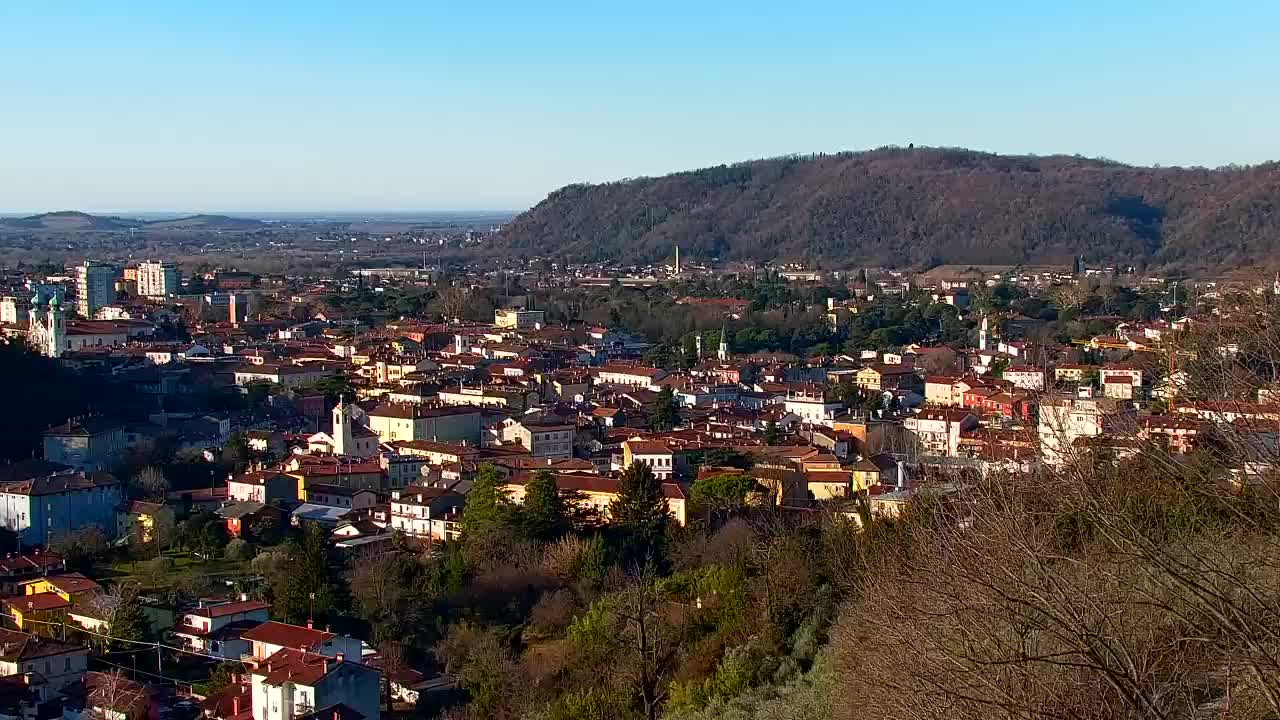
<box><xmin>495</xmin><ymin>148</ymin><xmax>1280</xmax><ymax>272</ymax></box>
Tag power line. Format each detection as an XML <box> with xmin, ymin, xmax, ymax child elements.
<box><xmin>14</xmin><ymin>615</ymin><xmax>237</xmax><ymax>663</ymax></box>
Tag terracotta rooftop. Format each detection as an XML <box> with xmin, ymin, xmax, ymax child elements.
<box><xmin>241</xmin><ymin>621</ymin><xmax>335</xmax><ymax>650</ymax></box>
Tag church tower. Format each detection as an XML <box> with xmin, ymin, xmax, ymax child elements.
<box><xmin>46</xmin><ymin>295</ymin><xmax>65</xmax><ymax>358</ymax></box>
<box><xmin>717</xmin><ymin>319</ymin><xmax>730</xmax><ymax>362</ymax></box>
<box><xmin>332</xmin><ymin>397</ymin><xmax>354</xmax><ymax>456</ymax></box>
<box><xmin>979</xmin><ymin>315</ymin><xmax>989</xmax><ymax>352</ymax></box>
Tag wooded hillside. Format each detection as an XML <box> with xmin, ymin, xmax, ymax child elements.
<box><xmin>496</xmin><ymin>148</ymin><xmax>1280</xmax><ymax>272</ymax></box>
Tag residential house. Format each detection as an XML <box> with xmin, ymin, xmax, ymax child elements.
<box><xmin>42</xmin><ymin>418</ymin><xmax>125</xmax><ymax>472</ymax></box>
<box><xmin>850</xmin><ymin>453</ymin><xmax>901</xmax><ymax>491</ymax></box>
<box><xmin>783</xmin><ymin>390</ymin><xmax>844</xmax><ymax>426</ymax></box>
<box><xmin>0</xmin><ymin>551</ymin><xmax>65</xmax><ymax>596</ymax></box>
<box><xmin>122</xmin><ymin>501</ymin><xmax>174</xmax><ymax>545</ymax></box>
<box><xmin>303</xmin><ymin>485</ymin><xmax>379</xmax><ymax>512</ymax></box>
<box><xmin>903</xmin><ymin>409</ymin><xmax>979</xmax><ymax>457</ymax></box>
<box><xmin>923</xmin><ymin>375</ymin><xmax>961</xmax><ymax>406</ymax></box>
<box><xmin>228</xmin><ymin>470</ymin><xmax>296</xmax><ymax>504</ymax></box>
<box><xmin>216</xmin><ymin>502</ymin><xmax>287</xmax><ymax>539</ymax></box>
<box><xmin>856</xmin><ymin>364</ymin><xmax>920</xmax><ymax>392</ymax></box>
<box><xmin>240</xmin><ymin>622</ymin><xmax>363</xmax><ymax>667</ymax></box>
<box><xmin>172</xmin><ymin>598</ymin><xmax>271</xmax><ymax>660</ymax></box>
<box><xmin>1002</xmin><ymin>367</ymin><xmax>1046</xmax><ymax>392</ymax></box>
<box><xmin>388</xmin><ymin>487</ymin><xmax>464</xmax><ymax>541</ymax></box>
<box><xmin>1053</xmin><ymin>364</ymin><xmax>1093</xmax><ymax>383</ymax></box>
<box><xmin>249</xmin><ymin>649</ymin><xmax>380</xmax><ymax>720</ymax></box>
<box><xmin>5</xmin><ymin>573</ymin><xmax>100</xmax><ymax>631</ymax></box>
<box><xmin>621</xmin><ymin>440</ymin><xmax>683</xmax><ymax>482</ymax></box>
<box><xmin>0</xmin><ymin>628</ymin><xmax>88</xmax><ymax>693</ymax></box>
<box><xmin>0</xmin><ymin>472</ymin><xmax>122</xmax><ymax>546</ymax></box>
<box><xmin>1039</xmin><ymin>393</ymin><xmax>1137</xmax><ymax>466</ymax></box>
<box><xmin>506</xmin><ymin>420</ymin><xmax>575</xmax><ymax>460</ymax></box>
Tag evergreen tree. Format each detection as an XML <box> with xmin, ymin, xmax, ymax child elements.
<box><xmin>763</xmin><ymin>420</ymin><xmax>781</xmax><ymax>446</ymax></box>
<box><xmin>521</xmin><ymin>470</ymin><xmax>571</xmax><ymax>542</ymax></box>
<box><xmin>271</xmin><ymin>522</ymin><xmax>345</xmax><ymax>624</ymax></box>
<box><xmin>463</xmin><ymin>464</ymin><xmax>508</xmax><ymax>536</ymax></box>
<box><xmin>612</xmin><ymin>462</ymin><xmax>671</xmax><ymax>571</ymax></box>
<box><xmin>652</xmin><ymin>387</ymin><xmax>679</xmax><ymax>431</ymax></box>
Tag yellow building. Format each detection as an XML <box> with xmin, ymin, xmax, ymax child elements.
<box><xmin>5</xmin><ymin>573</ymin><xmax>101</xmax><ymax>631</ymax></box>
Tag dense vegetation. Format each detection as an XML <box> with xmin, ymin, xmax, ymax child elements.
<box><xmin>496</xmin><ymin>147</ymin><xmax>1280</xmax><ymax>272</ymax></box>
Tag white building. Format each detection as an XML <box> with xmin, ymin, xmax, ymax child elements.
<box><xmin>506</xmin><ymin>419</ymin><xmax>575</xmax><ymax>460</ymax></box>
<box><xmin>389</xmin><ymin>486</ymin><xmax>463</xmax><ymax>541</ymax></box>
<box><xmin>249</xmin><ymin>649</ymin><xmax>380</xmax><ymax>720</ymax></box>
<box><xmin>1038</xmin><ymin>393</ymin><xmax>1135</xmax><ymax>466</ymax></box>
<box><xmin>0</xmin><ymin>627</ymin><xmax>89</xmax><ymax>693</ymax></box>
<box><xmin>494</xmin><ymin>308</ymin><xmax>545</xmax><ymax>331</ymax></box>
<box><xmin>136</xmin><ymin>261</ymin><xmax>180</xmax><ymax>297</ymax></box>
<box><xmin>1002</xmin><ymin>368</ymin><xmax>1046</xmax><ymax>392</ymax></box>
<box><xmin>783</xmin><ymin>392</ymin><xmax>844</xmax><ymax>426</ymax></box>
<box><xmin>903</xmin><ymin>409</ymin><xmax>978</xmax><ymax>457</ymax></box>
<box><xmin>172</xmin><ymin>598</ymin><xmax>270</xmax><ymax>660</ymax></box>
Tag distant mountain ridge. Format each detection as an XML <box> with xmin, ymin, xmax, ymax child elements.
<box><xmin>0</xmin><ymin>211</ymin><xmax>267</xmax><ymax>232</ymax></box>
<box><xmin>495</xmin><ymin>147</ymin><xmax>1280</xmax><ymax>272</ymax></box>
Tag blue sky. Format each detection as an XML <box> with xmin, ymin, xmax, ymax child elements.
<box><xmin>1</xmin><ymin>1</ymin><xmax>1276</xmax><ymax>213</ymax></box>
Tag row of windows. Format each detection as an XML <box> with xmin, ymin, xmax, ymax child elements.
<box><xmin>638</xmin><ymin>456</ymin><xmax>671</xmax><ymax>467</ymax></box>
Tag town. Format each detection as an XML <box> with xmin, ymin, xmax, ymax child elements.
<box><xmin>0</xmin><ymin>251</ymin><xmax>1276</xmax><ymax>718</ymax></box>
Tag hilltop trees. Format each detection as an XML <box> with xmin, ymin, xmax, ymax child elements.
<box><xmin>494</xmin><ymin>147</ymin><xmax>1280</xmax><ymax>273</ymax></box>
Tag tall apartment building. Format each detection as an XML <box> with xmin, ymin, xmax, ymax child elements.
<box><xmin>136</xmin><ymin>260</ymin><xmax>180</xmax><ymax>297</ymax></box>
<box><xmin>75</xmin><ymin>261</ymin><xmax>116</xmax><ymax>318</ymax></box>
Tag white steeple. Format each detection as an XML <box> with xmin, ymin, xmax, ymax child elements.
<box><xmin>674</xmin><ymin>245</ymin><xmax>680</xmax><ymax>276</ymax></box>
<box><xmin>717</xmin><ymin>319</ymin><xmax>730</xmax><ymax>362</ymax></box>
<box><xmin>979</xmin><ymin>315</ymin><xmax>989</xmax><ymax>352</ymax></box>
<box><xmin>332</xmin><ymin>397</ymin><xmax>354</xmax><ymax>456</ymax></box>
<box><xmin>44</xmin><ymin>296</ymin><xmax>65</xmax><ymax>358</ymax></box>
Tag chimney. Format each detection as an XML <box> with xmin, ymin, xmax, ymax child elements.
<box><xmin>333</xmin><ymin>710</ymin><xmax>340</xmax><ymax>720</ymax></box>
<box><xmin>233</xmin><ymin>697</ymin><xmax>240</xmax><ymax>715</ymax></box>
<box><xmin>306</xmin><ymin>619</ymin><xmax>313</xmax><ymax>630</ymax></box>
<box><xmin>335</xmin><ymin>652</ymin><xmax>344</xmax><ymax>663</ymax></box>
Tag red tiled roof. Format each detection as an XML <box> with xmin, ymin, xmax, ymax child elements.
<box><xmin>5</xmin><ymin>592</ymin><xmax>70</xmax><ymax>612</ymax></box>
<box><xmin>240</xmin><ymin>621</ymin><xmax>334</xmax><ymax>650</ymax></box>
<box><xmin>38</xmin><ymin>573</ymin><xmax>100</xmax><ymax>595</ymax></box>
<box><xmin>256</xmin><ymin>648</ymin><xmax>335</xmax><ymax>686</ymax></box>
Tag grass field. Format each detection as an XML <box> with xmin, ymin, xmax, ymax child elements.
<box><xmin>94</xmin><ymin>551</ymin><xmax>254</xmax><ymax>593</ymax></box>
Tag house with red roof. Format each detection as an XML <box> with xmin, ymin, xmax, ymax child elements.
<box><xmin>248</xmin><ymin>648</ymin><xmax>380</xmax><ymax>720</ymax></box>
<box><xmin>173</xmin><ymin>598</ymin><xmax>271</xmax><ymax>660</ymax></box>
<box><xmin>240</xmin><ymin>622</ymin><xmax>363</xmax><ymax>668</ymax></box>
